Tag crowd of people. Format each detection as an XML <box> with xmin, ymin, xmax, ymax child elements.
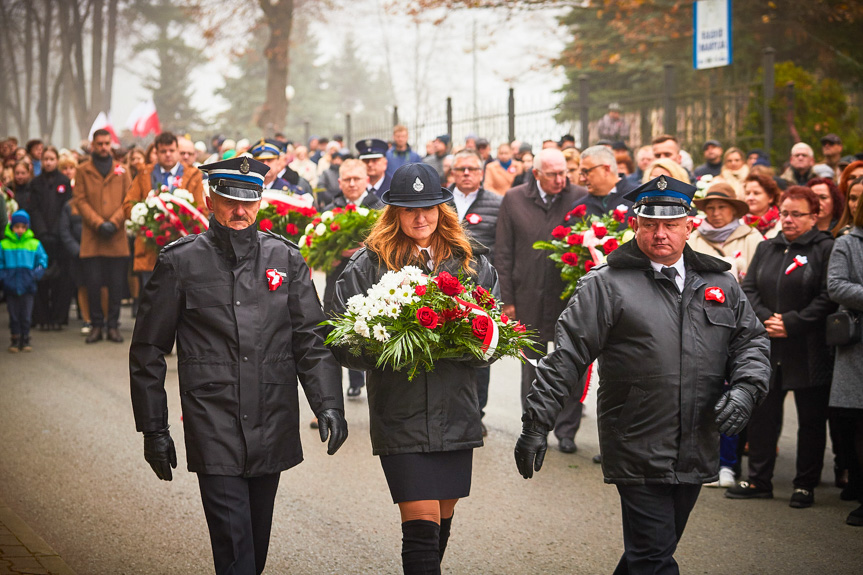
<box><xmin>3</xmin><ymin>120</ymin><xmax>863</xmax><ymax>574</ymax></box>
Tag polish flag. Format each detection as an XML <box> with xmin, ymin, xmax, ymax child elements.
<box><xmin>126</xmin><ymin>99</ymin><xmax>161</xmax><ymax>138</ymax></box>
<box><xmin>88</xmin><ymin>111</ymin><xmax>120</xmax><ymax>145</ymax></box>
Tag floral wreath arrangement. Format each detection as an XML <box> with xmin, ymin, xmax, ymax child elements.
<box><xmin>256</xmin><ymin>189</ymin><xmax>318</xmax><ymax>244</ymax></box>
<box><xmin>126</xmin><ymin>187</ymin><xmax>209</xmax><ymax>252</ymax></box>
<box><xmin>324</xmin><ymin>266</ymin><xmax>540</xmax><ymax>380</ymax></box>
<box><xmin>532</xmin><ymin>204</ymin><xmax>632</xmax><ymax>300</ymax></box>
<box><xmin>300</xmin><ymin>204</ymin><xmax>381</xmax><ymax>271</ymax></box>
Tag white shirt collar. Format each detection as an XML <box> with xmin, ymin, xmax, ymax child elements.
<box><xmin>346</xmin><ymin>191</ymin><xmax>368</xmax><ymax>205</ymax></box>
<box><xmin>161</xmin><ymin>163</ymin><xmax>180</xmax><ymax>176</ymax></box>
<box><xmin>649</xmin><ymin>256</ymin><xmax>685</xmax><ymax>292</ymax></box>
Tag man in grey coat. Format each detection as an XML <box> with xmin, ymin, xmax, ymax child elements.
<box><xmin>495</xmin><ymin>148</ymin><xmax>587</xmax><ymax>453</ymax></box>
<box><xmin>514</xmin><ymin>175</ymin><xmax>771</xmax><ymax>575</ymax></box>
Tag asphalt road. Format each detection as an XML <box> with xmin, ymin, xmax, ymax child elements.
<box><xmin>1</xmin><ymin>288</ymin><xmax>861</xmax><ymax>574</ymax></box>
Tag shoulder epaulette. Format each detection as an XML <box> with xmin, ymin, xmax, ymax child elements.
<box><xmin>162</xmin><ymin>234</ymin><xmax>199</xmax><ymax>252</ymax></box>
<box><xmin>263</xmin><ymin>230</ymin><xmax>301</xmax><ymax>250</ymax></box>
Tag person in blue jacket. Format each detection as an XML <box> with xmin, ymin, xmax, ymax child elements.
<box><xmin>1</xmin><ymin>210</ymin><xmax>48</xmax><ymax>352</ymax></box>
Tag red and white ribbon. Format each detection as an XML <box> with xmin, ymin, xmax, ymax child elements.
<box><xmin>784</xmin><ymin>254</ymin><xmax>808</xmax><ymax>275</ymax></box>
<box><xmin>169</xmin><ymin>195</ymin><xmax>209</xmax><ymax>229</ymax></box>
<box><xmin>454</xmin><ymin>296</ymin><xmax>499</xmax><ymax>360</ymax></box>
<box><xmin>153</xmin><ymin>195</ymin><xmax>190</xmax><ymax>236</ymax></box>
<box><xmin>262</xmin><ymin>189</ymin><xmax>314</xmax><ymax>210</ymax></box>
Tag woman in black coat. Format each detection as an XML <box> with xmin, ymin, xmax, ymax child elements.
<box><xmin>732</xmin><ymin>186</ymin><xmax>837</xmax><ymax>507</ymax></box>
<box><xmin>29</xmin><ymin>146</ymin><xmax>74</xmax><ymax>329</ymax></box>
<box><xmin>331</xmin><ymin>163</ymin><xmax>499</xmax><ymax>575</ymax></box>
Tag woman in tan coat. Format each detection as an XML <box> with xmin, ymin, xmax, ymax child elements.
<box><xmin>689</xmin><ymin>182</ymin><xmax>763</xmax><ymax>283</ymax></box>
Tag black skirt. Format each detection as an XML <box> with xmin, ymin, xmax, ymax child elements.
<box><xmin>379</xmin><ymin>449</ymin><xmax>473</xmax><ymax>503</ymax></box>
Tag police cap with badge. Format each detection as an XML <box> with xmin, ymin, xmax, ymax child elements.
<box><xmin>200</xmin><ymin>156</ymin><xmax>269</xmax><ymax>201</ymax></box>
<box><xmin>356</xmin><ymin>138</ymin><xmax>388</xmax><ymax>160</ymax></box>
<box><xmin>623</xmin><ymin>175</ymin><xmax>697</xmax><ymax>219</ymax></box>
<box><xmin>381</xmin><ymin>163</ymin><xmax>453</xmax><ymax>208</ymax></box>
<box><xmin>250</xmin><ymin>139</ymin><xmax>282</xmax><ymax>161</ymax></box>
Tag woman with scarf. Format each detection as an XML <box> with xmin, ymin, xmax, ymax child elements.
<box><xmin>331</xmin><ymin>163</ymin><xmax>499</xmax><ymax>575</ymax></box>
<box><xmin>743</xmin><ymin>173</ymin><xmax>782</xmax><ymax>238</ymax></box>
<box><xmin>716</xmin><ymin>146</ymin><xmax>749</xmax><ymax>199</ymax></box>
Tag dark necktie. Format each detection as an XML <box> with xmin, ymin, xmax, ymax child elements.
<box><xmin>419</xmin><ymin>249</ymin><xmax>432</xmax><ymax>273</ymax></box>
<box><xmin>660</xmin><ymin>266</ymin><xmax>678</xmax><ymax>281</ymax></box>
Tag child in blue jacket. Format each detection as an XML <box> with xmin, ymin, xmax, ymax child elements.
<box><xmin>1</xmin><ymin>210</ymin><xmax>48</xmax><ymax>352</ymax></box>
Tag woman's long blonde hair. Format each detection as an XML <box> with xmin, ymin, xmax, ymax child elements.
<box><xmin>365</xmin><ymin>203</ymin><xmax>474</xmax><ymax>273</ymax></box>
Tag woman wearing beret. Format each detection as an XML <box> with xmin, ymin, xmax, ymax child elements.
<box><xmin>331</xmin><ymin>163</ymin><xmax>499</xmax><ymax>574</ymax></box>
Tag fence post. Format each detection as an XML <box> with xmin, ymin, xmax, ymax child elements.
<box><xmin>508</xmin><ymin>88</ymin><xmax>515</xmax><ymax>144</ymax></box>
<box><xmin>345</xmin><ymin>113</ymin><xmax>352</xmax><ymax>150</ymax></box>
<box><xmin>446</xmin><ymin>97</ymin><xmax>453</xmax><ymax>141</ymax></box>
<box><xmin>579</xmin><ymin>75</ymin><xmax>589</xmax><ymax>149</ymax></box>
<box><xmin>663</xmin><ymin>63</ymin><xmax>675</xmax><ymax>135</ymax></box>
<box><xmin>762</xmin><ymin>47</ymin><xmax>775</xmax><ymax>162</ymax></box>
<box><xmin>304</xmin><ymin>121</ymin><xmax>310</xmax><ymax>146</ymax></box>
<box><xmin>393</xmin><ymin>106</ymin><xmax>399</xmax><ymax>127</ymax></box>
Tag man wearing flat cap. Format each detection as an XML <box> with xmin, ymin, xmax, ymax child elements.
<box><xmin>514</xmin><ymin>175</ymin><xmax>771</xmax><ymax>574</ymax></box>
<box><xmin>356</xmin><ymin>138</ymin><xmax>391</xmax><ymax>199</ymax></box>
<box><xmin>129</xmin><ymin>156</ymin><xmax>348</xmax><ymax>575</ymax></box>
<box><xmin>423</xmin><ymin>134</ymin><xmax>451</xmax><ymax>181</ymax></box>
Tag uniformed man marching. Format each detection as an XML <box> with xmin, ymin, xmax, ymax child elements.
<box><xmin>514</xmin><ymin>175</ymin><xmax>771</xmax><ymax>575</ymax></box>
<box><xmin>129</xmin><ymin>156</ymin><xmax>348</xmax><ymax>575</ymax></box>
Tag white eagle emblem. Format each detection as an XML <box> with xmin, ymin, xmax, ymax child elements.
<box><xmin>412</xmin><ymin>177</ymin><xmax>424</xmax><ymax>192</ymax></box>
<box><xmin>657</xmin><ymin>176</ymin><xmax>667</xmax><ymax>190</ymax></box>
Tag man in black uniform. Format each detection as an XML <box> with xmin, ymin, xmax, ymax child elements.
<box><xmin>129</xmin><ymin>156</ymin><xmax>348</xmax><ymax>575</ymax></box>
<box><xmin>514</xmin><ymin>176</ymin><xmax>771</xmax><ymax>575</ymax></box>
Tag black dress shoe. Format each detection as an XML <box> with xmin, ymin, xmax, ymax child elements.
<box><xmin>107</xmin><ymin>327</ymin><xmax>124</xmax><ymax>343</ymax></box>
<box><xmin>85</xmin><ymin>327</ymin><xmax>104</xmax><ymax>344</ymax></box>
<box><xmin>558</xmin><ymin>438</ymin><xmax>577</xmax><ymax>454</ymax></box>
<box><xmin>592</xmin><ymin>453</ymin><xmax>602</xmax><ymax>464</ymax></box>
<box><xmin>346</xmin><ymin>386</ymin><xmax>362</xmax><ymax>398</ymax></box>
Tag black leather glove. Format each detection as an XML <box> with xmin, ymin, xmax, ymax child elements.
<box><xmin>514</xmin><ymin>420</ymin><xmax>549</xmax><ymax>479</ymax></box>
<box><xmin>714</xmin><ymin>387</ymin><xmax>757</xmax><ymax>436</ymax></box>
<box><xmin>98</xmin><ymin>221</ymin><xmax>117</xmax><ymax>237</ymax></box>
<box><xmin>317</xmin><ymin>408</ymin><xmax>348</xmax><ymax>455</ymax></box>
<box><xmin>143</xmin><ymin>428</ymin><xmax>177</xmax><ymax>481</ymax></box>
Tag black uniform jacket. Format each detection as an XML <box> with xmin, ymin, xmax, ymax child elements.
<box><xmin>331</xmin><ymin>245</ymin><xmax>499</xmax><ymax>456</ymax></box>
<box><xmin>130</xmin><ymin>218</ymin><xmax>343</xmax><ymax>477</ymax></box>
<box><xmin>524</xmin><ymin>241</ymin><xmax>771</xmax><ymax>485</ymax></box>
<box><xmin>742</xmin><ymin>228</ymin><xmax>836</xmax><ymax>389</ymax></box>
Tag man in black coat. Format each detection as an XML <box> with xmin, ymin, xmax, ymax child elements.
<box><xmin>357</xmin><ymin>138</ymin><xmax>392</xmax><ymax>199</ymax></box>
<box><xmin>495</xmin><ymin>148</ymin><xmax>588</xmax><ymax>453</ymax></box>
<box><xmin>322</xmin><ymin>158</ymin><xmax>384</xmax><ymax>399</ymax></box>
<box><xmin>515</xmin><ymin>176</ymin><xmax>771</xmax><ymax>575</ymax></box>
<box><xmin>572</xmin><ymin>145</ymin><xmax>636</xmax><ymax>224</ymax></box>
<box><xmin>446</xmin><ymin>149</ymin><xmax>503</xmax><ymax>433</ymax></box>
<box><xmin>129</xmin><ymin>157</ymin><xmax>347</xmax><ymax>575</ymax></box>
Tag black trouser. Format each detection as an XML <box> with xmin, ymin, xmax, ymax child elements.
<box><xmin>613</xmin><ymin>484</ymin><xmax>701</xmax><ymax>575</ymax></box>
<box><xmin>197</xmin><ymin>473</ymin><xmax>281</xmax><ymax>575</ymax></box>
<box><xmin>7</xmin><ymin>293</ymin><xmax>35</xmax><ymax>337</ymax></box>
<box><xmin>476</xmin><ymin>366</ymin><xmax>490</xmax><ymax>418</ymax></box>
<box><xmin>746</xmin><ymin>369</ymin><xmax>830</xmax><ymax>491</ymax></box>
<box><xmin>81</xmin><ymin>256</ymin><xmax>127</xmax><ymax>328</ymax></box>
<box><xmin>521</xmin><ymin>344</ymin><xmax>584</xmax><ymax>441</ymax></box>
<box><xmin>348</xmin><ymin>368</ymin><xmax>364</xmax><ymax>389</ymax></box>
<box><xmin>33</xmin><ymin>241</ymin><xmax>73</xmax><ymax>326</ymax></box>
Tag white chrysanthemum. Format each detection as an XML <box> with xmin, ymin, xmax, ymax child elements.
<box><xmin>320</xmin><ymin>210</ymin><xmax>334</xmax><ymax>223</ymax></box>
<box><xmin>305</xmin><ymin>223</ymin><xmax>315</xmax><ymax>234</ymax></box>
<box><xmin>173</xmin><ymin>189</ymin><xmax>194</xmax><ymax>202</ymax></box>
<box><xmin>353</xmin><ymin>319</ymin><xmax>371</xmax><ymax>338</ymax></box>
<box><xmin>384</xmin><ymin>303</ymin><xmax>401</xmax><ymax>318</ymax></box>
<box><xmin>356</xmin><ymin>206</ymin><xmax>370</xmax><ymax>217</ymax></box>
<box><xmin>346</xmin><ymin>294</ymin><xmax>366</xmax><ymax>313</ymax></box>
<box><xmin>373</xmin><ymin>324</ymin><xmax>390</xmax><ymax>342</ymax></box>
<box><xmin>159</xmin><ymin>192</ymin><xmax>173</xmax><ymax>201</ymax></box>
<box><xmin>165</xmin><ymin>203</ymin><xmax>175</xmax><ymax>212</ymax></box>
<box><xmin>298</xmin><ymin>235</ymin><xmax>307</xmax><ymax>247</ymax></box>
<box><xmin>396</xmin><ymin>288</ymin><xmax>413</xmax><ymax>303</ymax></box>
<box><xmin>145</xmin><ymin>196</ymin><xmax>159</xmax><ymax>208</ymax></box>
<box><xmin>315</xmin><ymin>223</ymin><xmax>326</xmax><ymax>236</ymax></box>
<box><xmin>130</xmin><ymin>203</ymin><xmax>149</xmax><ymax>225</ymax></box>
<box><xmin>616</xmin><ymin>204</ymin><xmax>629</xmax><ymax>212</ymax></box>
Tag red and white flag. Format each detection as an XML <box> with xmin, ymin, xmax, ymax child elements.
<box><xmin>126</xmin><ymin>99</ymin><xmax>161</xmax><ymax>138</ymax></box>
<box><xmin>88</xmin><ymin>111</ymin><xmax>120</xmax><ymax>145</ymax></box>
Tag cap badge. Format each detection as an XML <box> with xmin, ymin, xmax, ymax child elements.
<box><xmin>657</xmin><ymin>176</ymin><xmax>667</xmax><ymax>191</ymax></box>
<box><xmin>240</xmin><ymin>157</ymin><xmax>250</xmax><ymax>174</ymax></box>
<box><xmin>365</xmin><ymin>139</ymin><xmax>372</xmax><ymax>148</ymax></box>
<box><xmin>413</xmin><ymin>177</ymin><xmax>425</xmax><ymax>192</ymax></box>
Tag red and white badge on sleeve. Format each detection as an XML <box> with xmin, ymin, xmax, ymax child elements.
<box><xmin>266</xmin><ymin>268</ymin><xmax>286</xmax><ymax>291</ymax></box>
<box><xmin>705</xmin><ymin>286</ymin><xmax>726</xmax><ymax>304</ymax></box>
<box><xmin>113</xmin><ymin>164</ymin><xmax>126</xmax><ymax>176</ymax></box>
<box><xmin>466</xmin><ymin>213</ymin><xmax>482</xmax><ymax>225</ymax></box>
<box><xmin>785</xmin><ymin>255</ymin><xmax>808</xmax><ymax>275</ymax></box>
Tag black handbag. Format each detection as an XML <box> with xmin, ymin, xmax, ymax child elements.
<box><xmin>825</xmin><ymin>310</ymin><xmax>862</xmax><ymax>347</ymax></box>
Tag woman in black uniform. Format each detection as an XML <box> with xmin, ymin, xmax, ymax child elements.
<box><xmin>331</xmin><ymin>163</ymin><xmax>499</xmax><ymax>575</ymax></box>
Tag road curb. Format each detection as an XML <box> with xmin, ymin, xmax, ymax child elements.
<box><xmin>0</xmin><ymin>499</ymin><xmax>77</xmax><ymax>575</ymax></box>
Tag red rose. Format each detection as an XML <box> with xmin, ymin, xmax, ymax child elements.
<box><xmin>414</xmin><ymin>284</ymin><xmax>427</xmax><ymax>296</ymax></box>
<box><xmin>434</xmin><ymin>271</ymin><xmax>465</xmax><ymax>296</ymax></box>
<box><xmin>416</xmin><ymin>307</ymin><xmax>439</xmax><ymax>329</ymax></box>
<box><xmin>345</xmin><ymin>203</ymin><xmax>357</xmax><ymax>212</ymax></box>
<box><xmin>144</xmin><ymin>229</ymin><xmax>154</xmax><ymax>238</ymax></box>
<box><xmin>302</xmin><ymin>207</ymin><xmax>318</xmax><ymax>217</ymax></box>
<box><xmin>592</xmin><ymin>222</ymin><xmax>608</xmax><ymax>239</ymax></box>
<box><xmin>512</xmin><ymin>321</ymin><xmax>527</xmax><ymax>333</ymax></box>
<box><xmin>602</xmin><ymin>238</ymin><xmax>619</xmax><ymax>254</ymax></box>
<box><xmin>330</xmin><ymin>222</ymin><xmax>340</xmax><ymax>231</ymax></box>
<box><xmin>472</xmin><ymin>315</ymin><xmax>491</xmax><ymax>339</ymax></box>
<box><xmin>440</xmin><ymin>307</ymin><xmax>468</xmax><ymax>322</ymax></box>
<box><xmin>312</xmin><ymin>217</ymin><xmax>321</xmax><ymax>225</ymax></box>
<box><xmin>285</xmin><ymin>223</ymin><xmax>299</xmax><ymax>235</ymax></box>
<box><xmin>561</xmin><ymin>252</ymin><xmax>579</xmax><ymax>266</ymax></box>
<box><xmin>501</xmin><ymin>313</ymin><xmax>510</xmax><ymax>324</ymax></box>
<box><xmin>570</xmin><ymin>205</ymin><xmax>587</xmax><ymax>218</ymax></box>
<box><xmin>305</xmin><ymin>235</ymin><xmax>313</xmax><ymax>246</ymax></box>
<box><xmin>585</xmin><ymin>260</ymin><xmax>596</xmax><ymax>272</ymax></box>
<box><xmin>259</xmin><ymin>218</ymin><xmax>274</xmax><ymax>232</ymax></box>
<box><xmin>566</xmin><ymin>233</ymin><xmax>584</xmax><ymax>245</ymax></box>
<box><xmin>276</xmin><ymin>203</ymin><xmax>290</xmax><ymax>216</ymax></box>
<box><xmin>333</xmin><ymin>207</ymin><xmax>344</xmax><ymax>215</ymax></box>
<box><xmin>192</xmin><ymin>225</ymin><xmax>202</xmax><ymax>234</ymax></box>
<box><xmin>613</xmin><ymin>208</ymin><xmax>627</xmax><ymax>223</ymax></box>
<box><xmin>471</xmin><ymin>286</ymin><xmax>495</xmax><ymax>308</ymax></box>
<box><xmin>155</xmin><ymin>235</ymin><xmax>167</xmax><ymax>246</ymax></box>
<box><xmin>155</xmin><ymin>213</ymin><xmax>164</xmax><ymax>221</ymax></box>
<box><xmin>552</xmin><ymin>225</ymin><xmax>570</xmax><ymax>239</ymax></box>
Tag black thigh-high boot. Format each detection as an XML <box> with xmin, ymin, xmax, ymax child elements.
<box><xmin>438</xmin><ymin>515</ymin><xmax>453</xmax><ymax>562</ymax></box>
<box><xmin>401</xmin><ymin>519</ymin><xmax>441</xmax><ymax>575</ymax></box>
